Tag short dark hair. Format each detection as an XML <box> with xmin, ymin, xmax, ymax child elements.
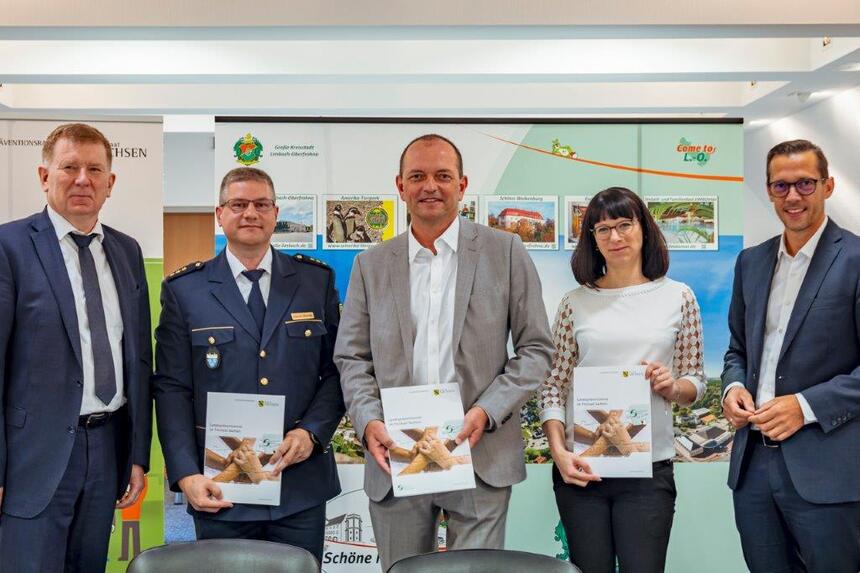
<box><xmin>399</xmin><ymin>134</ymin><xmax>464</xmax><ymax>177</ymax></box>
<box><xmin>766</xmin><ymin>139</ymin><xmax>829</xmax><ymax>181</ymax></box>
<box><xmin>219</xmin><ymin>167</ymin><xmax>276</xmax><ymax>204</ymax></box>
<box><xmin>571</xmin><ymin>187</ymin><xmax>669</xmax><ymax>288</ymax></box>
<box><xmin>42</xmin><ymin>123</ymin><xmax>113</xmax><ymax>169</ymax></box>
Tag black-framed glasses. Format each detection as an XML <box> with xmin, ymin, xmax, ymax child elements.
<box><xmin>592</xmin><ymin>219</ymin><xmax>637</xmax><ymax>241</ymax></box>
<box><xmin>220</xmin><ymin>199</ymin><xmax>276</xmax><ymax>213</ymax></box>
<box><xmin>767</xmin><ymin>178</ymin><xmax>825</xmax><ymax>197</ymax></box>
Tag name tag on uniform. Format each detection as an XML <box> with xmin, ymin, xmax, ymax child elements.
<box><xmin>290</xmin><ymin>311</ymin><xmax>315</xmax><ymax>321</ymax></box>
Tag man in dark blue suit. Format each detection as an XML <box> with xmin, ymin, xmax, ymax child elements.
<box><xmin>722</xmin><ymin>139</ymin><xmax>860</xmax><ymax>572</ymax></box>
<box><xmin>0</xmin><ymin>123</ymin><xmax>152</xmax><ymax>572</ymax></box>
<box><xmin>153</xmin><ymin>167</ymin><xmax>343</xmax><ymax>561</ymax></box>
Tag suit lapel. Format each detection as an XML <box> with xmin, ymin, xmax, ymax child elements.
<box><xmin>452</xmin><ymin>219</ymin><xmax>479</xmax><ymax>354</ymax></box>
<box><xmin>387</xmin><ymin>234</ymin><xmax>414</xmax><ymax>378</ymax></box>
<box><xmin>101</xmin><ymin>229</ymin><xmax>136</xmax><ymax>370</ymax></box>
<box><xmin>778</xmin><ymin>221</ymin><xmax>842</xmax><ymax>363</ymax></box>
<box><xmin>747</xmin><ymin>238</ymin><xmax>779</xmax><ymax>382</ymax></box>
<box><xmin>208</xmin><ymin>251</ymin><xmax>261</xmax><ymax>343</ymax></box>
<box><xmin>261</xmin><ymin>250</ymin><xmax>298</xmax><ymax>349</ymax></box>
<box><xmin>29</xmin><ymin>210</ymin><xmax>83</xmax><ymax>369</ymax></box>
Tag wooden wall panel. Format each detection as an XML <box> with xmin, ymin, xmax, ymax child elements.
<box><xmin>163</xmin><ymin>213</ymin><xmax>214</xmax><ymax>277</ymax></box>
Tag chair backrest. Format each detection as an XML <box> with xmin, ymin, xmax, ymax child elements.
<box><xmin>387</xmin><ymin>549</ymin><xmax>581</xmax><ymax>573</ymax></box>
<box><xmin>127</xmin><ymin>539</ymin><xmax>319</xmax><ymax>573</ymax></box>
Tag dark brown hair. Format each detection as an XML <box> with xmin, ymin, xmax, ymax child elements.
<box><xmin>399</xmin><ymin>134</ymin><xmax>464</xmax><ymax>177</ymax></box>
<box><xmin>571</xmin><ymin>187</ymin><xmax>669</xmax><ymax>288</ymax></box>
<box><xmin>42</xmin><ymin>123</ymin><xmax>113</xmax><ymax>168</ymax></box>
<box><xmin>219</xmin><ymin>167</ymin><xmax>276</xmax><ymax>204</ymax></box>
<box><xmin>766</xmin><ymin>139</ymin><xmax>829</xmax><ymax>181</ymax></box>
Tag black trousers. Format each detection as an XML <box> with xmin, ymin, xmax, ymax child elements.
<box><xmin>194</xmin><ymin>502</ymin><xmax>327</xmax><ymax>563</ymax></box>
<box><xmin>553</xmin><ymin>461</ymin><xmax>676</xmax><ymax>573</ymax></box>
<box><xmin>733</xmin><ymin>436</ymin><xmax>860</xmax><ymax>573</ymax></box>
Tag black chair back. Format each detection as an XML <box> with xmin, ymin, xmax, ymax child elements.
<box><xmin>127</xmin><ymin>539</ymin><xmax>319</xmax><ymax>573</ymax></box>
<box><xmin>387</xmin><ymin>548</ymin><xmax>580</xmax><ymax>573</ymax></box>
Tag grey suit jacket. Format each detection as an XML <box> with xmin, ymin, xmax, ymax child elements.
<box><xmin>334</xmin><ymin>217</ymin><xmax>553</xmax><ymax>501</ymax></box>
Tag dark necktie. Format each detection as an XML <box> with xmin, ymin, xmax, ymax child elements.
<box><xmin>241</xmin><ymin>269</ymin><xmax>266</xmax><ymax>335</ymax></box>
<box><xmin>70</xmin><ymin>233</ymin><xmax>117</xmax><ymax>406</ymax></box>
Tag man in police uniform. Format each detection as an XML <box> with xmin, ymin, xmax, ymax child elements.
<box><xmin>152</xmin><ymin>167</ymin><xmax>343</xmax><ymax>561</ymax></box>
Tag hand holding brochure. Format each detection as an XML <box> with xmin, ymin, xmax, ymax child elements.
<box><xmin>571</xmin><ymin>366</ymin><xmax>652</xmax><ymax>478</ymax></box>
<box><xmin>380</xmin><ymin>383</ymin><xmax>477</xmax><ymax>497</ymax></box>
<box><xmin>204</xmin><ymin>392</ymin><xmax>285</xmax><ymax>505</ymax></box>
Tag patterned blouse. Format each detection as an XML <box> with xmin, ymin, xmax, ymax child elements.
<box><xmin>539</xmin><ymin>277</ymin><xmax>706</xmax><ymax>462</ymax></box>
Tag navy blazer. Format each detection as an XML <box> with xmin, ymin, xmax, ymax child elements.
<box><xmin>722</xmin><ymin>219</ymin><xmax>860</xmax><ymax>504</ymax></box>
<box><xmin>0</xmin><ymin>209</ymin><xmax>152</xmax><ymax>518</ymax></box>
<box><xmin>152</xmin><ymin>248</ymin><xmax>343</xmax><ymax>522</ymax></box>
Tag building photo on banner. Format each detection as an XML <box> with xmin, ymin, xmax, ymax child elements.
<box><xmin>202</xmin><ymin>118</ymin><xmax>745</xmax><ymax>571</ymax></box>
<box><xmin>0</xmin><ymin>118</ymin><xmax>165</xmax><ymax>572</ymax></box>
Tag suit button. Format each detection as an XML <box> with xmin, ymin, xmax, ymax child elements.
<box><xmin>67</xmin><ymin>425</ymin><xmax>75</xmax><ymax>434</ymax></box>
<box><xmin>304</xmin><ymin>329</ymin><xmax>312</xmax><ymax>338</ymax></box>
<box><xmin>259</xmin><ymin>350</ymin><xmax>267</xmax><ymax>358</ymax></box>
<box><xmin>75</xmin><ymin>380</ymin><xmax>82</xmax><ymax>387</ymax></box>
<box><xmin>833</xmin><ymin>420</ymin><xmax>838</xmax><ymax>426</ymax></box>
<box><xmin>260</xmin><ymin>377</ymin><xmax>269</xmax><ymax>386</ymax></box>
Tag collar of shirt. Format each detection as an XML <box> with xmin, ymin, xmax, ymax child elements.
<box><xmin>46</xmin><ymin>203</ymin><xmax>104</xmax><ymax>243</ymax></box>
<box><xmin>225</xmin><ymin>245</ymin><xmax>273</xmax><ymax>279</ymax></box>
<box><xmin>407</xmin><ymin>216</ymin><xmax>460</xmax><ymax>264</ymax></box>
<box><xmin>778</xmin><ymin>216</ymin><xmax>828</xmax><ymax>262</ymax></box>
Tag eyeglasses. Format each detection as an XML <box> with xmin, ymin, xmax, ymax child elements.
<box><xmin>767</xmin><ymin>178</ymin><xmax>825</xmax><ymax>197</ymax></box>
<box><xmin>592</xmin><ymin>219</ymin><xmax>637</xmax><ymax>241</ymax></box>
<box><xmin>220</xmin><ymin>199</ymin><xmax>276</xmax><ymax>213</ymax></box>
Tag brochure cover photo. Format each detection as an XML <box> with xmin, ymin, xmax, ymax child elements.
<box><xmin>204</xmin><ymin>392</ymin><xmax>286</xmax><ymax>505</ymax></box>
<box><xmin>571</xmin><ymin>366</ymin><xmax>653</xmax><ymax>478</ymax></box>
<box><xmin>381</xmin><ymin>383</ymin><xmax>476</xmax><ymax>497</ymax></box>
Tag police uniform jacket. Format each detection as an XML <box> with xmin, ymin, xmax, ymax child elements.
<box><xmin>152</xmin><ymin>247</ymin><xmax>343</xmax><ymax>521</ymax></box>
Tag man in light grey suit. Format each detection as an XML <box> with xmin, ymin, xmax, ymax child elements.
<box><xmin>334</xmin><ymin>134</ymin><xmax>553</xmax><ymax>571</ymax></box>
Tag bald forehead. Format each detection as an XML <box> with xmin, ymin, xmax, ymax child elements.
<box><xmin>402</xmin><ymin>139</ymin><xmax>460</xmax><ymax>173</ymax></box>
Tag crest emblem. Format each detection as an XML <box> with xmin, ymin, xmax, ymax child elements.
<box><xmin>233</xmin><ymin>133</ymin><xmax>263</xmax><ymax>165</ymax></box>
<box><xmin>205</xmin><ymin>346</ymin><xmax>221</xmax><ymax>369</ymax></box>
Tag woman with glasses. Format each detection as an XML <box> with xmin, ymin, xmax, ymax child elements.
<box><xmin>539</xmin><ymin>187</ymin><xmax>706</xmax><ymax>573</ymax></box>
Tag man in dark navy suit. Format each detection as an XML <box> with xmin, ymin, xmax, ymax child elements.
<box><xmin>722</xmin><ymin>139</ymin><xmax>860</xmax><ymax>572</ymax></box>
<box><xmin>153</xmin><ymin>167</ymin><xmax>343</xmax><ymax>561</ymax></box>
<box><xmin>0</xmin><ymin>123</ymin><xmax>152</xmax><ymax>573</ymax></box>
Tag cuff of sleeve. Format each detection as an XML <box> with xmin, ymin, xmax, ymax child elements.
<box><xmin>721</xmin><ymin>382</ymin><xmax>745</xmax><ymax>404</ymax></box>
<box><xmin>796</xmin><ymin>393</ymin><xmax>818</xmax><ymax>424</ymax></box>
<box><xmin>539</xmin><ymin>407</ymin><xmax>566</xmax><ymax>425</ymax></box>
<box><xmin>476</xmin><ymin>405</ymin><xmax>496</xmax><ymax>430</ymax></box>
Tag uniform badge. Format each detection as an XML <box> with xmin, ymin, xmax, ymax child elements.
<box><xmin>206</xmin><ymin>346</ymin><xmax>221</xmax><ymax>370</ymax></box>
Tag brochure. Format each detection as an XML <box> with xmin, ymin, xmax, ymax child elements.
<box><xmin>204</xmin><ymin>392</ymin><xmax>285</xmax><ymax>505</ymax></box>
<box><xmin>571</xmin><ymin>366</ymin><xmax>653</xmax><ymax>478</ymax></box>
<box><xmin>380</xmin><ymin>383</ymin><xmax>476</xmax><ymax>497</ymax></box>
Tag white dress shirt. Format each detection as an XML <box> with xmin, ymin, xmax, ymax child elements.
<box><xmin>724</xmin><ymin>218</ymin><xmax>828</xmax><ymax>425</ymax></box>
<box><xmin>225</xmin><ymin>246</ymin><xmax>273</xmax><ymax>305</ymax></box>
<box><xmin>47</xmin><ymin>205</ymin><xmax>125</xmax><ymax>415</ymax></box>
<box><xmin>408</xmin><ymin>217</ymin><xmax>459</xmax><ymax>387</ymax></box>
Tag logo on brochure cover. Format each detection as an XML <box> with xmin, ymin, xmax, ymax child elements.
<box><xmin>676</xmin><ymin>137</ymin><xmax>716</xmax><ymax>166</ymax></box>
<box><xmin>234</xmin><ymin>133</ymin><xmax>263</xmax><ymax>165</ymax></box>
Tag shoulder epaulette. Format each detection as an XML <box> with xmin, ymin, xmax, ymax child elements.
<box><xmin>166</xmin><ymin>261</ymin><xmax>205</xmax><ymax>281</ymax></box>
<box><xmin>293</xmin><ymin>253</ymin><xmax>331</xmax><ymax>270</ymax></box>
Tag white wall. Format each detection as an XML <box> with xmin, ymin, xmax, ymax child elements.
<box><xmin>163</xmin><ymin>132</ymin><xmax>214</xmax><ymax>211</ymax></box>
<box><xmin>744</xmin><ymin>86</ymin><xmax>860</xmax><ymax>247</ymax></box>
